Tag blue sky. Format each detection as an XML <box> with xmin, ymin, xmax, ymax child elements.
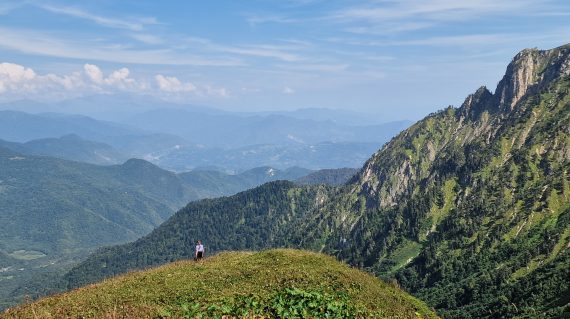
<box><xmin>0</xmin><ymin>0</ymin><xmax>568</xmax><ymax>120</ymax></box>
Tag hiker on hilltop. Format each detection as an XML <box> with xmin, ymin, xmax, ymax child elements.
<box><xmin>195</xmin><ymin>240</ymin><xmax>205</xmax><ymax>261</ymax></box>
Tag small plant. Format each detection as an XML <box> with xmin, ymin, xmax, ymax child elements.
<box><xmin>265</xmin><ymin>288</ymin><xmax>367</xmax><ymax>319</ymax></box>
<box><xmin>163</xmin><ymin>288</ymin><xmax>368</xmax><ymax>318</ymax></box>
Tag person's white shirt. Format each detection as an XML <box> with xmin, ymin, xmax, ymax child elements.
<box><xmin>196</xmin><ymin>244</ymin><xmax>204</xmax><ymax>252</ymax></box>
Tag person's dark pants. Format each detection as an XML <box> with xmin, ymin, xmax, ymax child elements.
<box><xmin>196</xmin><ymin>251</ymin><xmax>203</xmax><ymax>260</ymax></box>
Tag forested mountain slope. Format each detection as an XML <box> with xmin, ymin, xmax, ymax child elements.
<box><xmin>64</xmin><ymin>181</ymin><xmax>333</xmax><ymax>288</ymax></box>
<box><xmin>64</xmin><ymin>44</ymin><xmax>570</xmax><ymax>318</ymax></box>
<box><xmin>315</xmin><ymin>44</ymin><xmax>570</xmax><ymax>318</ymax></box>
<box><xmin>296</xmin><ymin>167</ymin><xmax>358</xmax><ymax>186</ymax></box>
<box><xmin>0</xmin><ymin>154</ymin><xmax>192</xmax><ymax>257</ymax></box>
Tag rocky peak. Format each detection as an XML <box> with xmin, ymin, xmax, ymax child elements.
<box><xmin>458</xmin><ymin>86</ymin><xmax>494</xmax><ymax>120</ymax></box>
<box><xmin>494</xmin><ymin>44</ymin><xmax>570</xmax><ymax>112</ymax></box>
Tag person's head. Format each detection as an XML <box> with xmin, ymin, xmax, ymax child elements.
<box><xmin>197</xmin><ymin>240</ymin><xmax>201</xmax><ymax>245</ymax></box>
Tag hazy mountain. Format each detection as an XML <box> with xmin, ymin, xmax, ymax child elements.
<box><xmin>155</xmin><ymin>142</ymin><xmax>381</xmax><ymax>171</ymax></box>
<box><xmin>66</xmin><ymin>44</ymin><xmax>570</xmax><ymax>318</ymax></box>
<box><xmin>0</xmin><ymin>149</ymin><xmax>313</xmax><ymax>261</ymax></box>
<box><xmin>0</xmin><ymin>110</ymin><xmax>138</xmax><ymax>143</ymax></box>
<box><xmin>251</xmin><ymin>107</ymin><xmax>395</xmax><ymax>126</ymax></box>
<box><xmin>0</xmin><ymin>134</ymin><xmax>127</xmax><ymax>165</ymax></box>
<box><xmin>178</xmin><ymin>166</ymin><xmax>312</xmax><ymax>198</ymax></box>
<box><xmin>123</xmin><ymin>108</ymin><xmax>410</xmax><ymax>148</ymax></box>
<box><xmin>0</xmin><ymin>128</ymin><xmax>376</xmax><ymax>172</ymax></box>
<box><xmin>0</xmin><ymin>94</ymin><xmax>224</xmax><ymax>121</ymax></box>
<box><xmin>0</xmin><ymin>109</ymin><xmax>405</xmax><ymax>171</ymax></box>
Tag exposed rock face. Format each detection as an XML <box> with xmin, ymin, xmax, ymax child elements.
<box><xmin>351</xmin><ymin>45</ymin><xmax>570</xmax><ymax>218</ymax></box>
<box><xmin>495</xmin><ymin>44</ymin><xmax>570</xmax><ymax>111</ymax></box>
<box><xmin>459</xmin><ymin>86</ymin><xmax>494</xmax><ymax>120</ymax></box>
<box><xmin>498</xmin><ymin>49</ymin><xmax>540</xmax><ymax>110</ymax></box>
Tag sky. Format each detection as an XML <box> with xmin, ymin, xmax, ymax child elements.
<box><xmin>0</xmin><ymin>0</ymin><xmax>569</xmax><ymax>121</ymax></box>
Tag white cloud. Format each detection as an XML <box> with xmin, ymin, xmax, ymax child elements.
<box><xmin>0</xmin><ymin>63</ymin><xmax>36</xmax><ymax>82</ymax></box>
<box><xmin>84</xmin><ymin>63</ymin><xmax>103</xmax><ymax>83</ymax></box>
<box><xmin>39</xmin><ymin>5</ymin><xmax>157</xmax><ymax>31</ymax></box>
<box><xmin>155</xmin><ymin>75</ymin><xmax>196</xmax><ymax>93</ymax></box>
<box><xmin>220</xmin><ymin>45</ymin><xmax>302</xmax><ymax>62</ymax></box>
<box><xmin>245</xmin><ymin>14</ymin><xmax>299</xmax><ymax>26</ymax></box>
<box><xmin>0</xmin><ymin>62</ymin><xmax>228</xmax><ymax>102</ymax></box>
<box><xmin>276</xmin><ymin>63</ymin><xmax>349</xmax><ymax>72</ymax></box>
<box><xmin>0</xmin><ymin>27</ymin><xmax>244</xmax><ymax>66</ymax></box>
<box><xmin>183</xmin><ymin>37</ymin><xmax>305</xmax><ymax>62</ymax></box>
<box><xmin>0</xmin><ymin>62</ymin><xmax>85</xmax><ymax>99</ymax></box>
<box><xmin>206</xmin><ymin>86</ymin><xmax>229</xmax><ymax>97</ymax></box>
<box><xmin>329</xmin><ymin>0</ymin><xmax>544</xmax><ymax>23</ymax></box>
<box><xmin>106</xmin><ymin>68</ymin><xmax>137</xmax><ymax>89</ymax></box>
<box><xmin>155</xmin><ymin>75</ymin><xmax>229</xmax><ymax>98</ymax></box>
<box><xmin>83</xmin><ymin>64</ymin><xmax>138</xmax><ymax>89</ymax></box>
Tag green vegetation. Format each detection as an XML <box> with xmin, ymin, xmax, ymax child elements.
<box><xmin>4</xmin><ymin>250</ymin><xmax>439</xmax><ymax>319</ymax></box>
<box><xmin>296</xmin><ymin>168</ymin><xmax>358</xmax><ymax>186</ymax></box>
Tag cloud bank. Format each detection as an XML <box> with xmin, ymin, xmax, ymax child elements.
<box><xmin>0</xmin><ymin>62</ymin><xmax>228</xmax><ymax>102</ymax></box>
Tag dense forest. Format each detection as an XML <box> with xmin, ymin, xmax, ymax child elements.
<box><xmin>296</xmin><ymin>167</ymin><xmax>358</xmax><ymax>186</ymax></box>
<box><xmin>65</xmin><ymin>44</ymin><xmax>570</xmax><ymax>318</ymax></box>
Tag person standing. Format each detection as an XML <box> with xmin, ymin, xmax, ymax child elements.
<box><xmin>195</xmin><ymin>240</ymin><xmax>205</xmax><ymax>261</ymax></box>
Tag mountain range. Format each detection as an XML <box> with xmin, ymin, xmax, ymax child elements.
<box><xmin>0</xmin><ymin>109</ymin><xmax>408</xmax><ymax>171</ymax></box>
<box><xmin>123</xmin><ymin>108</ymin><xmax>410</xmax><ymax>148</ymax></box>
<box><xmin>64</xmin><ymin>44</ymin><xmax>570</xmax><ymax>318</ymax></box>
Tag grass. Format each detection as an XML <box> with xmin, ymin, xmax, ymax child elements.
<box><xmin>420</xmin><ymin>179</ymin><xmax>457</xmax><ymax>241</ymax></box>
<box><xmin>2</xmin><ymin>249</ymin><xmax>439</xmax><ymax>319</ymax></box>
<box><xmin>7</xmin><ymin>250</ymin><xmax>46</xmax><ymax>261</ymax></box>
<box><xmin>385</xmin><ymin>240</ymin><xmax>422</xmax><ymax>274</ymax></box>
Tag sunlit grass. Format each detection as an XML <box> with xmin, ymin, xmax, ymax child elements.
<box><xmin>3</xmin><ymin>249</ymin><xmax>439</xmax><ymax>318</ymax></box>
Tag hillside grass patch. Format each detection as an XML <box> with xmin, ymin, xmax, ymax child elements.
<box><xmin>3</xmin><ymin>249</ymin><xmax>438</xmax><ymax>319</ymax></box>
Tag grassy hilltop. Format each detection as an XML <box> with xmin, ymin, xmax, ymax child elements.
<box><xmin>3</xmin><ymin>249</ymin><xmax>438</xmax><ymax>319</ymax></box>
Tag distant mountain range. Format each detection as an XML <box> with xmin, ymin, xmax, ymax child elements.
<box><xmin>0</xmin><ymin>134</ymin><xmax>127</xmax><ymax>165</ymax></box>
<box><xmin>155</xmin><ymin>141</ymin><xmax>381</xmax><ymax>171</ymax></box>
<box><xmin>0</xmin><ymin>109</ymin><xmax>407</xmax><ymax>170</ymax></box>
<box><xmin>0</xmin><ymin>110</ymin><xmax>186</xmax><ymax>157</ymax></box>
<box><xmin>122</xmin><ymin>108</ymin><xmax>410</xmax><ymax>148</ymax></box>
